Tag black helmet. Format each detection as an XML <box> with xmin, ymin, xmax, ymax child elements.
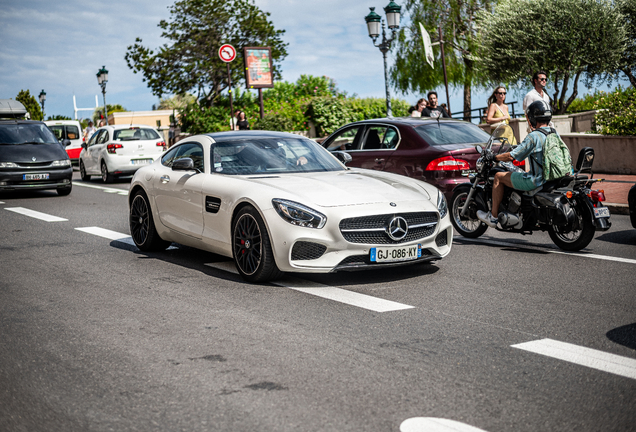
<box><xmin>527</xmin><ymin>100</ymin><xmax>552</xmax><ymax>128</ymax></box>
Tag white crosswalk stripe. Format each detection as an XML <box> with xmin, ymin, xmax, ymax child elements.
<box><xmin>512</xmin><ymin>338</ymin><xmax>636</xmax><ymax>380</ymax></box>
<box><xmin>5</xmin><ymin>207</ymin><xmax>67</xmax><ymax>222</ymax></box>
<box><xmin>74</xmin><ymin>182</ymin><xmax>129</xmax><ymax>195</ymax></box>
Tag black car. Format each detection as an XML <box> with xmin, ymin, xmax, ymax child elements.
<box><xmin>0</xmin><ymin>114</ymin><xmax>73</xmax><ymax>196</ymax></box>
<box><xmin>629</xmin><ymin>183</ymin><xmax>636</xmax><ymax>228</ymax></box>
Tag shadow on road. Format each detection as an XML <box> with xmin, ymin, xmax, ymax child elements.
<box><xmin>606</xmin><ymin>323</ymin><xmax>636</xmax><ymax>350</ymax></box>
<box><xmin>595</xmin><ymin>230</ymin><xmax>636</xmax><ymax>246</ymax></box>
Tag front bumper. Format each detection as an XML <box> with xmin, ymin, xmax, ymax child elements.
<box><xmin>264</xmin><ymin>201</ymin><xmax>453</xmax><ymax>274</ymax></box>
<box><xmin>0</xmin><ymin>167</ymin><xmax>73</xmax><ymax>191</ymax></box>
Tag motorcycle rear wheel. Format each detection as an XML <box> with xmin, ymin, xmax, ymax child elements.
<box><xmin>451</xmin><ymin>189</ymin><xmax>488</xmax><ymax>238</ymax></box>
<box><xmin>548</xmin><ymin>204</ymin><xmax>595</xmax><ymax>251</ymax></box>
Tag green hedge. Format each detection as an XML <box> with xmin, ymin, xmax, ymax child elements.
<box><xmin>594</xmin><ymin>87</ymin><xmax>636</xmax><ymax>136</ymax></box>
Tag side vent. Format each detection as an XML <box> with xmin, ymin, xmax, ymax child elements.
<box><xmin>205</xmin><ymin>196</ymin><xmax>221</xmax><ymax>214</ymax></box>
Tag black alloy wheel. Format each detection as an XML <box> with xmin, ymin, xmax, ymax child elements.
<box><xmin>450</xmin><ymin>189</ymin><xmax>488</xmax><ymax>238</ymax></box>
<box><xmin>79</xmin><ymin>161</ymin><xmax>91</xmax><ymax>181</ymax></box>
<box><xmin>101</xmin><ymin>161</ymin><xmax>113</xmax><ymax>183</ymax></box>
<box><xmin>129</xmin><ymin>190</ymin><xmax>171</xmax><ymax>252</ymax></box>
<box><xmin>232</xmin><ymin>206</ymin><xmax>282</xmax><ymax>283</ymax></box>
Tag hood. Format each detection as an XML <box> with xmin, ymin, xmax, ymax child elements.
<box><xmin>246</xmin><ymin>169</ymin><xmax>433</xmax><ymax>208</ymax></box>
<box><xmin>0</xmin><ymin>143</ymin><xmax>68</xmax><ymax>163</ymax></box>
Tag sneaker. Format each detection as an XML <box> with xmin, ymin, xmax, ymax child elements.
<box><xmin>477</xmin><ymin>210</ymin><xmax>498</xmax><ymax>228</ymax></box>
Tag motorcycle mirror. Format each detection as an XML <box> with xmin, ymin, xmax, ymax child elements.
<box><xmin>475</xmin><ymin>145</ymin><xmax>483</xmax><ymax>154</ymax></box>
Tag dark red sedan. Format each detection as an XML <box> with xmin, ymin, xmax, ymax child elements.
<box><xmin>320</xmin><ymin>117</ymin><xmax>496</xmax><ymax>199</ymax></box>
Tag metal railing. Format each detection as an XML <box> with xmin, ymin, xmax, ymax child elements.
<box><xmin>450</xmin><ymin>101</ymin><xmax>524</xmax><ymax>122</ymax></box>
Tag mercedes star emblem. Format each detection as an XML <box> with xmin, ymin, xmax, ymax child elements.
<box><xmin>387</xmin><ymin>216</ymin><xmax>408</xmax><ymax>241</ymax></box>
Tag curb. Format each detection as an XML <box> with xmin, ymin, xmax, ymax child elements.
<box><xmin>605</xmin><ymin>203</ymin><xmax>630</xmax><ymax>215</ymax></box>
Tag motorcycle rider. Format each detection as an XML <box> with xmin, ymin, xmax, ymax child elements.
<box><xmin>477</xmin><ymin>100</ymin><xmax>555</xmax><ymax>227</ymax></box>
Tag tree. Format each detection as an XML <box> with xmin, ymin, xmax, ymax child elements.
<box><xmin>92</xmin><ymin>104</ymin><xmax>127</xmax><ymax>124</ymax></box>
<box><xmin>157</xmin><ymin>94</ymin><xmax>196</xmax><ymax>110</ymax></box>
<box><xmin>617</xmin><ymin>0</ymin><xmax>636</xmax><ymax>87</ymax></box>
<box><xmin>476</xmin><ymin>0</ymin><xmax>626</xmax><ymax>114</ymax></box>
<box><xmin>16</xmin><ymin>90</ymin><xmax>43</xmax><ymax>121</ymax></box>
<box><xmin>125</xmin><ymin>0</ymin><xmax>288</xmax><ymax>107</ymax></box>
<box><xmin>391</xmin><ymin>0</ymin><xmax>498</xmax><ymax>120</ymax></box>
<box><xmin>46</xmin><ymin>115</ymin><xmax>72</xmax><ymax>121</ymax></box>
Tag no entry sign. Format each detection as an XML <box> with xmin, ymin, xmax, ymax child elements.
<box><xmin>218</xmin><ymin>44</ymin><xmax>237</xmax><ymax>63</ymax></box>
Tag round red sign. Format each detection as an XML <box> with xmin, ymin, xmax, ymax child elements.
<box><xmin>218</xmin><ymin>44</ymin><xmax>237</xmax><ymax>63</ymax></box>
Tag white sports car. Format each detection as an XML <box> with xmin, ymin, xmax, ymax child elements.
<box><xmin>128</xmin><ymin>131</ymin><xmax>452</xmax><ymax>282</ymax></box>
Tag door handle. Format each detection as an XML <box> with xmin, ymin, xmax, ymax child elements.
<box><xmin>160</xmin><ymin>175</ymin><xmax>170</xmax><ymax>183</ymax></box>
<box><xmin>375</xmin><ymin>158</ymin><xmax>385</xmax><ymax>163</ymax></box>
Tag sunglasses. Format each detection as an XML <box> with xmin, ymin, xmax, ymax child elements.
<box><xmin>538</xmin><ymin>77</ymin><xmax>547</xmax><ymax>82</ymax></box>
<box><xmin>497</xmin><ymin>92</ymin><xmax>507</xmax><ymax>95</ymax></box>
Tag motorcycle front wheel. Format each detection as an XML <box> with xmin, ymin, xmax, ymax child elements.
<box><xmin>548</xmin><ymin>204</ymin><xmax>595</xmax><ymax>251</ymax></box>
<box><xmin>450</xmin><ymin>189</ymin><xmax>488</xmax><ymax>238</ymax></box>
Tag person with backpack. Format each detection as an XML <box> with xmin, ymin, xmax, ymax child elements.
<box><xmin>477</xmin><ymin>100</ymin><xmax>572</xmax><ymax>227</ymax></box>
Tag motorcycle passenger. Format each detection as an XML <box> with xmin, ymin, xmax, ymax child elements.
<box><xmin>477</xmin><ymin>100</ymin><xmax>555</xmax><ymax>228</ymax></box>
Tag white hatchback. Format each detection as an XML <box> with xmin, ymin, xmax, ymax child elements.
<box><xmin>79</xmin><ymin>124</ymin><xmax>166</xmax><ymax>182</ymax></box>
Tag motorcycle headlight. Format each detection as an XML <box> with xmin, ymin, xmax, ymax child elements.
<box><xmin>437</xmin><ymin>190</ymin><xmax>448</xmax><ymax>219</ymax></box>
<box><xmin>476</xmin><ymin>158</ymin><xmax>484</xmax><ymax>172</ymax></box>
<box><xmin>51</xmin><ymin>159</ymin><xmax>71</xmax><ymax>167</ymax></box>
<box><xmin>272</xmin><ymin>199</ymin><xmax>327</xmax><ymax>229</ymax></box>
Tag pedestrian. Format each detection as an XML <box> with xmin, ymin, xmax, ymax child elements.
<box><xmin>236</xmin><ymin>111</ymin><xmax>250</xmax><ymax>130</ymax></box>
<box><xmin>83</xmin><ymin>120</ymin><xmax>96</xmax><ymax>141</ymax></box>
<box><xmin>422</xmin><ymin>91</ymin><xmax>450</xmax><ymax>118</ymax></box>
<box><xmin>229</xmin><ymin>109</ymin><xmax>240</xmax><ymax>131</ymax></box>
<box><xmin>523</xmin><ymin>70</ymin><xmax>553</xmax><ymax>131</ymax></box>
<box><xmin>485</xmin><ymin>86</ymin><xmax>517</xmax><ymax>145</ymax></box>
<box><xmin>410</xmin><ymin>98</ymin><xmax>427</xmax><ymax>117</ymax></box>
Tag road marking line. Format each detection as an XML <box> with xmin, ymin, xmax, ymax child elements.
<box><xmin>76</xmin><ymin>226</ymin><xmax>130</xmax><ymax>240</ymax></box>
<box><xmin>5</xmin><ymin>207</ymin><xmax>67</xmax><ymax>222</ymax></box>
<box><xmin>512</xmin><ymin>338</ymin><xmax>636</xmax><ymax>380</ymax></box>
<box><xmin>74</xmin><ymin>182</ymin><xmax>128</xmax><ymax>195</ymax></box>
<box><xmin>75</xmin><ymin>226</ymin><xmax>178</xmax><ymax>250</ymax></box>
<box><xmin>205</xmin><ymin>262</ymin><xmax>414</xmax><ymax>313</ymax></box>
<box><xmin>455</xmin><ymin>237</ymin><xmax>636</xmax><ymax>265</ymax></box>
<box><xmin>401</xmin><ymin>417</ymin><xmax>489</xmax><ymax>432</ymax></box>
<box><xmin>0</xmin><ymin>201</ymin><xmax>5</xmax><ymax>204</ymax></box>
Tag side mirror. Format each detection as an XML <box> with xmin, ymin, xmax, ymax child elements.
<box><xmin>575</xmin><ymin>147</ymin><xmax>594</xmax><ymax>174</ymax></box>
<box><xmin>81</xmin><ymin>143</ymin><xmax>87</xmax><ymax>149</ymax></box>
<box><xmin>62</xmin><ymin>139</ymin><xmax>72</xmax><ymax>147</ymax></box>
<box><xmin>475</xmin><ymin>145</ymin><xmax>483</xmax><ymax>154</ymax></box>
<box><xmin>332</xmin><ymin>151</ymin><xmax>352</xmax><ymax>165</ymax></box>
<box><xmin>172</xmin><ymin>157</ymin><xmax>195</xmax><ymax>171</ymax></box>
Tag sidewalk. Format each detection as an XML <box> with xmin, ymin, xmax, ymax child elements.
<box><xmin>593</xmin><ymin>174</ymin><xmax>634</xmax><ymax>215</ymax></box>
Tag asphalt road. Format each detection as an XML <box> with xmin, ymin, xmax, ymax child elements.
<box><xmin>1</xmin><ymin>172</ymin><xmax>635</xmax><ymax>432</ymax></box>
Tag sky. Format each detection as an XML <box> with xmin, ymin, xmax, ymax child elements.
<box><xmin>0</xmin><ymin>0</ymin><xmax>628</xmax><ymax>122</ymax></box>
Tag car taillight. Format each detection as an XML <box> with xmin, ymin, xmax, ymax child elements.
<box><xmin>157</xmin><ymin>141</ymin><xmax>166</xmax><ymax>148</ymax></box>
<box><xmin>589</xmin><ymin>190</ymin><xmax>605</xmax><ymax>202</ymax></box>
<box><xmin>425</xmin><ymin>156</ymin><xmax>471</xmax><ymax>171</ymax></box>
<box><xmin>107</xmin><ymin>143</ymin><xmax>123</xmax><ymax>154</ymax></box>
<box><xmin>512</xmin><ymin>159</ymin><xmax>525</xmax><ymax>169</ymax></box>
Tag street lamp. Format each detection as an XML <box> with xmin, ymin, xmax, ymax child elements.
<box><xmin>365</xmin><ymin>1</ymin><xmax>401</xmax><ymax>117</ymax></box>
<box><xmin>38</xmin><ymin>89</ymin><xmax>46</xmax><ymax>118</ymax></box>
<box><xmin>96</xmin><ymin>65</ymin><xmax>109</xmax><ymax>125</ymax></box>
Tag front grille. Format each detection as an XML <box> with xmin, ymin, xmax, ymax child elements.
<box><xmin>291</xmin><ymin>241</ymin><xmax>327</xmax><ymax>261</ymax></box>
<box><xmin>435</xmin><ymin>229</ymin><xmax>448</xmax><ymax>247</ymax></box>
<box><xmin>339</xmin><ymin>212</ymin><xmax>438</xmax><ymax>244</ymax></box>
<box><xmin>17</xmin><ymin>162</ymin><xmax>55</xmax><ymax>168</ymax></box>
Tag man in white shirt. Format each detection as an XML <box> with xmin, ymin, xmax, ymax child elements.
<box><xmin>523</xmin><ymin>71</ymin><xmax>554</xmax><ymax>131</ymax></box>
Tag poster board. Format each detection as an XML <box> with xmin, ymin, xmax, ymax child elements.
<box><xmin>243</xmin><ymin>47</ymin><xmax>274</xmax><ymax>89</ymax></box>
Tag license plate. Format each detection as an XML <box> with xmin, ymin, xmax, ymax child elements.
<box><xmin>370</xmin><ymin>244</ymin><xmax>421</xmax><ymax>263</ymax></box>
<box><xmin>131</xmin><ymin>159</ymin><xmax>153</xmax><ymax>165</ymax></box>
<box><xmin>593</xmin><ymin>207</ymin><xmax>610</xmax><ymax>218</ymax></box>
<box><xmin>23</xmin><ymin>173</ymin><xmax>49</xmax><ymax>180</ymax></box>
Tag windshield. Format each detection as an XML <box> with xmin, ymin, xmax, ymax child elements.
<box><xmin>415</xmin><ymin>122</ymin><xmax>491</xmax><ymax>146</ymax></box>
<box><xmin>212</xmin><ymin>137</ymin><xmax>345</xmax><ymax>175</ymax></box>
<box><xmin>113</xmin><ymin>128</ymin><xmax>160</xmax><ymax>141</ymax></box>
<box><xmin>0</xmin><ymin>123</ymin><xmax>59</xmax><ymax>145</ymax></box>
<box><xmin>48</xmin><ymin>125</ymin><xmax>81</xmax><ymax>141</ymax></box>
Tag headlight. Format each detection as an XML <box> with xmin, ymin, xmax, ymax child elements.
<box><xmin>437</xmin><ymin>190</ymin><xmax>448</xmax><ymax>219</ymax></box>
<box><xmin>0</xmin><ymin>162</ymin><xmax>19</xmax><ymax>168</ymax></box>
<box><xmin>476</xmin><ymin>158</ymin><xmax>483</xmax><ymax>172</ymax></box>
<box><xmin>51</xmin><ymin>160</ymin><xmax>71</xmax><ymax>167</ymax></box>
<box><xmin>272</xmin><ymin>199</ymin><xmax>327</xmax><ymax>229</ymax></box>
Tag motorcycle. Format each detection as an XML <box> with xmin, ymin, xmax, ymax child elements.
<box><xmin>450</xmin><ymin>124</ymin><xmax>611</xmax><ymax>251</ymax></box>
